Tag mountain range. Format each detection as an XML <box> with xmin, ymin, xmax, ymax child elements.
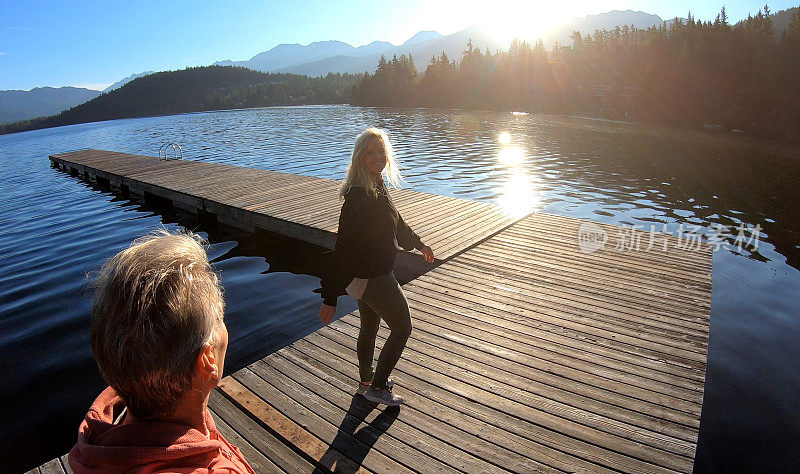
<box><xmin>214</xmin><ymin>10</ymin><xmax>666</xmax><ymax>76</ymax></box>
<box><xmin>0</xmin><ymin>87</ymin><xmax>101</xmax><ymax>125</ymax></box>
<box><xmin>103</xmin><ymin>71</ymin><xmax>156</xmax><ymax>93</ymax></box>
<box><xmin>214</xmin><ymin>30</ymin><xmax>442</xmax><ymax>72</ymax></box>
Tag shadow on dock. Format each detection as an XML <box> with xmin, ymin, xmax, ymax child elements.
<box><xmin>317</xmin><ymin>398</ymin><xmax>399</xmax><ymax>473</ymax></box>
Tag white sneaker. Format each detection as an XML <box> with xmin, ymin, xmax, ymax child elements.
<box><xmin>357</xmin><ymin>378</ymin><xmax>393</xmax><ymax>395</ymax></box>
<box><xmin>364</xmin><ymin>385</ymin><xmax>403</xmax><ymax>406</ymax></box>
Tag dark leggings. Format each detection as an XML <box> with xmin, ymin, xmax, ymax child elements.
<box><xmin>356</xmin><ymin>271</ymin><xmax>412</xmax><ymax>389</ymax></box>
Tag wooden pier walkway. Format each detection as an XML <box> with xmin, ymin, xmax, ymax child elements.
<box><xmin>210</xmin><ymin>214</ymin><xmax>712</xmax><ymax>474</ymax></box>
<box><xmin>36</xmin><ymin>150</ymin><xmax>712</xmax><ymax>473</ymax></box>
<box><xmin>49</xmin><ymin>149</ymin><xmax>520</xmax><ymax>280</ymax></box>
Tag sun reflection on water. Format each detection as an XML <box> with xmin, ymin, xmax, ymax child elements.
<box><xmin>498</xmin><ymin>169</ymin><xmax>540</xmax><ymax>218</ymax></box>
<box><xmin>496</xmin><ymin>131</ymin><xmax>540</xmax><ymax>218</ymax></box>
<box><xmin>498</xmin><ymin>145</ymin><xmax>525</xmax><ymax>166</ymax></box>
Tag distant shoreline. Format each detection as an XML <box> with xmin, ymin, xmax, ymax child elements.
<box><xmin>4</xmin><ymin>105</ymin><xmax>796</xmax><ymax>153</ymax></box>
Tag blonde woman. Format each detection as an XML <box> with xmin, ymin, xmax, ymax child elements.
<box><xmin>320</xmin><ymin>128</ymin><xmax>434</xmax><ymax>406</ymax></box>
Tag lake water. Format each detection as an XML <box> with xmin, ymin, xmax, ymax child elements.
<box><xmin>1</xmin><ymin>105</ymin><xmax>798</xmax><ymax>472</ymax></box>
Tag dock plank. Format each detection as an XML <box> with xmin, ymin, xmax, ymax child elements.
<box><xmin>208</xmin><ymin>399</ymin><xmax>287</xmax><ymax>473</ymax></box>
<box><xmin>218</xmin><ymin>377</ymin><xmax>371</xmax><ymax>474</ymax></box>
<box><xmin>209</xmin><ymin>389</ymin><xmax>315</xmax><ymax>474</ymax></box>
<box><xmin>35</xmin><ymin>458</ymin><xmax>64</xmax><ymax>474</ymax></box>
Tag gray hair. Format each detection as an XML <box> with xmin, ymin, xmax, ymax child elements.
<box><xmin>90</xmin><ymin>230</ymin><xmax>224</xmax><ymax>420</ymax></box>
<box><xmin>339</xmin><ymin>127</ymin><xmax>404</xmax><ymax>200</ymax></box>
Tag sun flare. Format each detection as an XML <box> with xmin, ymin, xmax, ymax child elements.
<box><xmin>481</xmin><ymin>1</ymin><xmax>571</xmax><ymax>45</ymax></box>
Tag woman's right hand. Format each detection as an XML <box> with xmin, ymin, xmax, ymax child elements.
<box><xmin>420</xmin><ymin>244</ymin><xmax>435</xmax><ymax>263</ymax></box>
<box><xmin>319</xmin><ymin>303</ymin><xmax>336</xmax><ymax>325</ymax></box>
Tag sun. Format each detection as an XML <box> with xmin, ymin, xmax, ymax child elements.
<box><xmin>481</xmin><ymin>1</ymin><xmax>573</xmax><ymax>45</ymax></box>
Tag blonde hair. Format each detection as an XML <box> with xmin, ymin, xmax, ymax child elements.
<box><xmin>90</xmin><ymin>229</ymin><xmax>224</xmax><ymax>420</ymax></box>
<box><xmin>339</xmin><ymin>127</ymin><xmax>404</xmax><ymax>199</ymax></box>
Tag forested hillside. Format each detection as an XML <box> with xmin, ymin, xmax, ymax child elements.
<box><xmin>1</xmin><ymin>66</ymin><xmax>360</xmax><ymax>135</ymax></box>
<box><xmin>352</xmin><ymin>7</ymin><xmax>800</xmax><ymax>140</ymax></box>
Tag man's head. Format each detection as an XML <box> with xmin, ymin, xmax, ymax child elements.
<box><xmin>90</xmin><ymin>230</ymin><xmax>226</xmax><ymax>420</ymax></box>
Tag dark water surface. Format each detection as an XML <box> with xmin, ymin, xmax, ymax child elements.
<box><xmin>1</xmin><ymin>106</ymin><xmax>798</xmax><ymax>472</ymax></box>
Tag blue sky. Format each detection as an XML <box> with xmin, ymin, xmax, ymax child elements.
<box><xmin>0</xmin><ymin>0</ymin><xmax>795</xmax><ymax>91</ymax></box>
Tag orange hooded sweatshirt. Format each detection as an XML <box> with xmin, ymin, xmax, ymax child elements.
<box><xmin>68</xmin><ymin>387</ymin><xmax>255</xmax><ymax>473</ymax></box>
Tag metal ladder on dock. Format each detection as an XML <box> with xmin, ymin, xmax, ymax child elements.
<box><xmin>158</xmin><ymin>143</ymin><xmax>183</xmax><ymax>160</ymax></box>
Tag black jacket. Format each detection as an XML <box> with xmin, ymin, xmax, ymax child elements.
<box><xmin>319</xmin><ymin>181</ymin><xmax>423</xmax><ymax>306</ymax></box>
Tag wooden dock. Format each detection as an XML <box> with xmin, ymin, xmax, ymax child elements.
<box><xmin>36</xmin><ymin>150</ymin><xmax>712</xmax><ymax>473</ymax></box>
<box><xmin>211</xmin><ymin>214</ymin><xmax>711</xmax><ymax>474</ymax></box>
<box><xmin>49</xmin><ymin>149</ymin><xmax>520</xmax><ymax>280</ymax></box>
